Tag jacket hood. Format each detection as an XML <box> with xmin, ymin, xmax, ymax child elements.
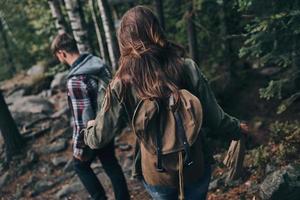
<box><xmin>67</xmin><ymin>54</ymin><xmax>108</xmax><ymax>79</ymax></box>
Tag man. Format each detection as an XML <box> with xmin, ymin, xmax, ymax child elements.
<box><xmin>51</xmin><ymin>33</ymin><xmax>130</xmax><ymax>200</ymax></box>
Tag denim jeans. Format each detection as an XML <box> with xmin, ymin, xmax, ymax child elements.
<box><xmin>143</xmin><ymin>164</ymin><xmax>212</xmax><ymax>200</ymax></box>
<box><xmin>73</xmin><ymin>141</ymin><xmax>130</xmax><ymax>200</ymax></box>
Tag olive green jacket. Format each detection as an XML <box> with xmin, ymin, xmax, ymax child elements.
<box><xmin>83</xmin><ymin>59</ymin><xmax>241</xmax><ymax>177</ymax></box>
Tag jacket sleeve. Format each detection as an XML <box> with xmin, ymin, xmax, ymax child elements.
<box><xmin>185</xmin><ymin>59</ymin><xmax>241</xmax><ymax>140</ymax></box>
<box><xmin>67</xmin><ymin>77</ymin><xmax>93</xmax><ymax>157</ymax></box>
<box><xmin>83</xmin><ymin>89</ymin><xmax>128</xmax><ymax>149</ymax></box>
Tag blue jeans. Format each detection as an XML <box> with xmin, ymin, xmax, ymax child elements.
<box><xmin>73</xmin><ymin>142</ymin><xmax>130</xmax><ymax>200</ymax></box>
<box><xmin>143</xmin><ymin>164</ymin><xmax>211</xmax><ymax>200</ymax></box>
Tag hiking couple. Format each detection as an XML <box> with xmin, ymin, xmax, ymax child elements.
<box><xmin>51</xmin><ymin>6</ymin><xmax>250</xmax><ymax>200</ymax></box>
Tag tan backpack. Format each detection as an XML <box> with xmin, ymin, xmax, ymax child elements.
<box><xmin>132</xmin><ymin>89</ymin><xmax>204</xmax><ymax>200</ymax></box>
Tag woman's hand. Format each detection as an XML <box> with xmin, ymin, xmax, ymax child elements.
<box><xmin>87</xmin><ymin>120</ymin><xmax>95</xmax><ymax>127</ymax></box>
<box><xmin>240</xmin><ymin>122</ymin><xmax>266</xmax><ymax>144</ymax></box>
<box><xmin>240</xmin><ymin>122</ymin><xmax>250</xmax><ymax>134</ymax></box>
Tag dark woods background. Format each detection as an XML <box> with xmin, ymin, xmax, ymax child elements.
<box><xmin>0</xmin><ymin>0</ymin><xmax>299</xmax><ymax>112</ymax></box>
<box><xmin>0</xmin><ymin>0</ymin><xmax>299</xmax><ymax>199</ymax></box>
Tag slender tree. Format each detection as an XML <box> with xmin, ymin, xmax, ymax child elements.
<box><xmin>89</xmin><ymin>0</ymin><xmax>107</xmax><ymax>60</ymax></box>
<box><xmin>97</xmin><ymin>0</ymin><xmax>120</xmax><ymax>72</ymax></box>
<box><xmin>48</xmin><ymin>0</ymin><xmax>67</xmax><ymax>34</ymax></box>
<box><xmin>0</xmin><ymin>91</ymin><xmax>24</xmax><ymax>163</ymax></box>
<box><xmin>220</xmin><ymin>0</ymin><xmax>241</xmax><ymax>78</ymax></box>
<box><xmin>154</xmin><ymin>0</ymin><xmax>165</xmax><ymax>30</ymax></box>
<box><xmin>64</xmin><ymin>0</ymin><xmax>91</xmax><ymax>53</ymax></box>
<box><xmin>0</xmin><ymin>14</ymin><xmax>15</xmax><ymax>76</ymax></box>
<box><xmin>186</xmin><ymin>0</ymin><xmax>199</xmax><ymax>65</ymax></box>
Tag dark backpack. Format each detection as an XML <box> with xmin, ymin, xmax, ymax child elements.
<box><xmin>132</xmin><ymin>89</ymin><xmax>204</xmax><ymax>200</ymax></box>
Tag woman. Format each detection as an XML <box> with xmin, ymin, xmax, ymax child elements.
<box><xmin>83</xmin><ymin>6</ymin><xmax>249</xmax><ymax>200</ymax></box>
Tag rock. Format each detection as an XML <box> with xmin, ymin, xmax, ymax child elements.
<box><xmin>12</xmin><ymin>112</ymin><xmax>48</xmax><ymax>127</ymax></box>
<box><xmin>259</xmin><ymin>164</ymin><xmax>300</xmax><ymax>200</ymax></box>
<box><xmin>55</xmin><ymin>182</ymin><xmax>83</xmax><ymax>198</ymax></box>
<box><xmin>9</xmin><ymin>96</ymin><xmax>54</xmax><ymax>114</ymax></box>
<box><xmin>5</xmin><ymin>89</ymin><xmax>25</xmax><ymax>105</ymax></box>
<box><xmin>0</xmin><ymin>172</ymin><xmax>10</xmax><ymax>187</ymax></box>
<box><xmin>27</xmin><ymin>64</ymin><xmax>45</xmax><ymax>76</ymax></box>
<box><xmin>225</xmin><ymin>178</ymin><xmax>243</xmax><ymax>187</ymax></box>
<box><xmin>28</xmin><ymin>151</ymin><xmax>39</xmax><ymax>164</ymax></box>
<box><xmin>40</xmin><ymin>138</ymin><xmax>68</xmax><ymax>154</ymax></box>
<box><xmin>51</xmin><ymin>107</ymin><xmax>69</xmax><ymax>119</ymax></box>
<box><xmin>38</xmin><ymin>89</ymin><xmax>52</xmax><ymax>98</ymax></box>
<box><xmin>209</xmin><ymin>178</ymin><xmax>220</xmax><ymax>191</ymax></box>
<box><xmin>23</xmin><ymin>175</ymin><xmax>38</xmax><ymax>190</ymax></box>
<box><xmin>265</xmin><ymin>164</ymin><xmax>276</xmax><ymax>175</ymax></box>
<box><xmin>259</xmin><ymin>67</ymin><xmax>281</xmax><ymax>76</ymax></box>
<box><xmin>51</xmin><ymin>156</ymin><xmax>68</xmax><ymax>167</ymax></box>
<box><xmin>50</xmin><ymin>71</ymin><xmax>68</xmax><ymax>91</ymax></box>
<box><xmin>31</xmin><ymin>180</ymin><xmax>54</xmax><ymax>196</ymax></box>
<box><xmin>63</xmin><ymin>159</ymin><xmax>74</xmax><ymax>172</ymax></box>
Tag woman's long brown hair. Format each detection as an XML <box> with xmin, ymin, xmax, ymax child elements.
<box><xmin>107</xmin><ymin>6</ymin><xmax>185</xmax><ymax>109</ymax></box>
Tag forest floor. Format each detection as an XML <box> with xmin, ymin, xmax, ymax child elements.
<box><xmin>0</xmin><ymin>69</ymin><xmax>299</xmax><ymax>200</ymax></box>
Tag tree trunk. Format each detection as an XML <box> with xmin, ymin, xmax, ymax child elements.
<box><xmin>48</xmin><ymin>0</ymin><xmax>67</xmax><ymax>34</ymax></box>
<box><xmin>154</xmin><ymin>0</ymin><xmax>165</xmax><ymax>30</ymax></box>
<box><xmin>64</xmin><ymin>0</ymin><xmax>91</xmax><ymax>53</ymax></box>
<box><xmin>220</xmin><ymin>0</ymin><xmax>241</xmax><ymax>78</ymax></box>
<box><xmin>97</xmin><ymin>0</ymin><xmax>120</xmax><ymax>72</ymax></box>
<box><xmin>0</xmin><ymin>91</ymin><xmax>24</xmax><ymax>163</ymax></box>
<box><xmin>89</xmin><ymin>0</ymin><xmax>107</xmax><ymax>60</ymax></box>
<box><xmin>186</xmin><ymin>1</ymin><xmax>199</xmax><ymax>65</ymax></box>
<box><xmin>0</xmin><ymin>16</ymin><xmax>15</xmax><ymax>76</ymax></box>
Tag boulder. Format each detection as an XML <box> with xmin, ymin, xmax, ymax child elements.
<box><xmin>9</xmin><ymin>96</ymin><xmax>54</xmax><ymax>114</ymax></box>
<box><xmin>40</xmin><ymin>138</ymin><xmax>68</xmax><ymax>154</ymax></box>
<box><xmin>31</xmin><ymin>180</ymin><xmax>54</xmax><ymax>197</ymax></box>
<box><xmin>63</xmin><ymin>159</ymin><xmax>74</xmax><ymax>173</ymax></box>
<box><xmin>5</xmin><ymin>89</ymin><xmax>25</xmax><ymax>105</ymax></box>
<box><xmin>55</xmin><ymin>182</ymin><xmax>83</xmax><ymax>198</ymax></box>
<box><xmin>259</xmin><ymin>164</ymin><xmax>300</xmax><ymax>200</ymax></box>
<box><xmin>51</xmin><ymin>156</ymin><xmax>68</xmax><ymax>167</ymax></box>
<box><xmin>0</xmin><ymin>172</ymin><xmax>10</xmax><ymax>188</ymax></box>
<box><xmin>27</xmin><ymin>64</ymin><xmax>45</xmax><ymax>76</ymax></box>
<box><xmin>50</xmin><ymin>71</ymin><xmax>68</xmax><ymax>91</ymax></box>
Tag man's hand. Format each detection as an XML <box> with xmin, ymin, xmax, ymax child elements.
<box><xmin>74</xmin><ymin>153</ymin><xmax>89</xmax><ymax>162</ymax></box>
<box><xmin>74</xmin><ymin>147</ymin><xmax>94</xmax><ymax>162</ymax></box>
<box><xmin>87</xmin><ymin>120</ymin><xmax>95</xmax><ymax>127</ymax></box>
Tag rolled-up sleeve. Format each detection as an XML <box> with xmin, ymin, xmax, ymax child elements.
<box><xmin>84</xmin><ymin>89</ymin><xmax>127</xmax><ymax>149</ymax></box>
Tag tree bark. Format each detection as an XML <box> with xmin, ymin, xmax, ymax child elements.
<box><xmin>0</xmin><ymin>16</ymin><xmax>15</xmax><ymax>76</ymax></box>
<box><xmin>97</xmin><ymin>0</ymin><xmax>120</xmax><ymax>72</ymax></box>
<box><xmin>186</xmin><ymin>1</ymin><xmax>199</xmax><ymax>65</ymax></box>
<box><xmin>89</xmin><ymin>0</ymin><xmax>107</xmax><ymax>60</ymax></box>
<box><xmin>0</xmin><ymin>91</ymin><xmax>24</xmax><ymax>162</ymax></box>
<box><xmin>220</xmin><ymin>0</ymin><xmax>241</xmax><ymax>78</ymax></box>
<box><xmin>48</xmin><ymin>0</ymin><xmax>67</xmax><ymax>34</ymax></box>
<box><xmin>64</xmin><ymin>0</ymin><xmax>91</xmax><ymax>53</ymax></box>
<box><xmin>154</xmin><ymin>0</ymin><xmax>165</xmax><ymax>30</ymax></box>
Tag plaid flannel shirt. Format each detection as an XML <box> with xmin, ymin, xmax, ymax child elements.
<box><xmin>67</xmin><ymin>75</ymin><xmax>98</xmax><ymax>158</ymax></box>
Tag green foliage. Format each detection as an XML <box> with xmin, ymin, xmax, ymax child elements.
<box><xmin>251</xmin><ymin>145</ymin><xmax>270</xmax><ymax>169</ymax></box>
<box><xmin>250</xmin><ymin>120</ymin><xmax>300</xmax><ymax>170</ymax></box>
<box><xmin>0</xmin><ymin>0</ymin><xmax>56</xmax><ymax>80</ymax></box>
<box><xmin>237</xmin><ymin>0</ymin><xmax>300</xmax><ymax>112</ymax></box>
<box><xmin>259</xmin><ymin>79</ymin><xmax>288</xmax><ymax>100</ymax></box>
<box><xmin>269</xmin><ymin>120</ymin><xmax>300</xmax><ymax>161</ymax></box>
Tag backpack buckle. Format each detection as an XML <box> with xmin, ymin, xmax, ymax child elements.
<box><xmin>185</xmin><ymin>159</ymin><xmax>194</xmax><ymax>167</ymax></box>
<box><xmin>155</xmin><ymin>164</ymin><xmax>165</xmax><ymax>172</ymax></box>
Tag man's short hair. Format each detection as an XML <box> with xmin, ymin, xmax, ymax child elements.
<box><xmin>51</xmin><ymin>33</ymin><xmax>79</xmax><ymax>55</ymax></box>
